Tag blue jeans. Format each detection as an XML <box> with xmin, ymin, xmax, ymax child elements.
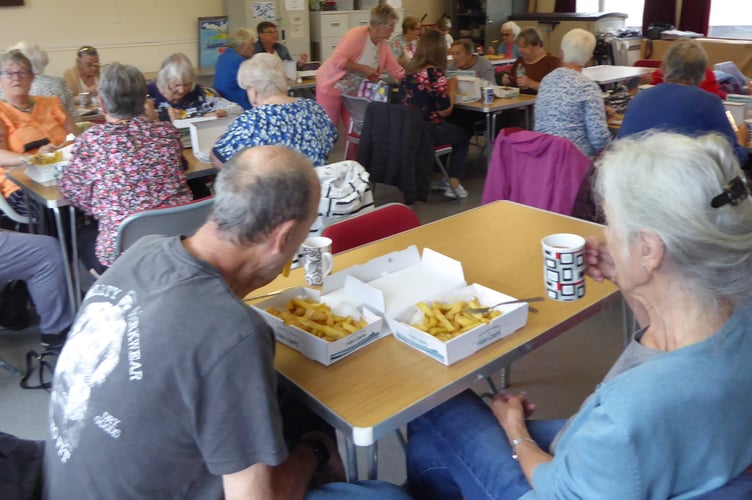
<box><xmin>407</xmin><ymin>390</ymin><xmax>567</xmax><ymax>500</ymax></box>
<box><xmin>306</xmin><ymin>480</ymin><xmax>412</xmax><ymax>499</ymax></box>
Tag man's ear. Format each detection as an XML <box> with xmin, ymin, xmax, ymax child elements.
<box><xmin>268</xmin><ymin>219</ymin><xmax>298</xmax><ymax>255</ymax></box>
<box><xmin>638</xmin><ymin>230</ymin><xmax>665</xmax><ymax>274</ymax></box>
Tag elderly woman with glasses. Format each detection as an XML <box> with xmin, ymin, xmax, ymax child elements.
<box><xmin>1</xmin><ymin>41</ymin><xmax>74</xmax><ymax>115</ymax></box>
<box><xmin>213</xmin><ymin>28</ymin><xmax>256</xmax><ymax>110</ymax></box>
<box><xmin>58</xmin><ymin>62</ymin><xmax>192</xmax><ymax>274</ymax></box>
<box><xmin>254</xmin><ymin>21</ymin><xmax>308</xmax><ymax>68</ymax></box>
<box><xmin>148</xmin><ymin>52</ymin><xmax>242</xmax><ymax>122</ymax></box>
<box><xmin>63</xmin><ymin>45</ymin><xmax>100</xmax><ymax>105</ymax></box>
<box><xmin>211</xmin><ymin>53</ymin><xmax>337</xmax><ymax>168</ymax></box>
<box><xmin>316</xmin><ymin>3</ymin><xmax>405</xmax><ymax>128</ymax></box>
<box><xmin>406</xmin><ymin>131</ymin><xmax>752</xmax><ymax>499</ymax></box>
<box><xmin>0</xmin><ymin>50</ymin><xmax>78</xmax><ymax>216</ymax></box>
<box><xmin>497</xmin><ymin>21</ymin><xmax>521</xmax><ymax>59</ymax></box>
<box><xmin>390</xmin><ymin>16</ymin><xmax>421</xmax><ymax>67</ymax></box>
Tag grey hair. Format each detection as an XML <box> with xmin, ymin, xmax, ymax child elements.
<box><xmin>98</xmin><ymin>63</ymin><xmax>147</xmax><ymax>119</ymax></box>
<box><xmin>7</xmin><ymin>41</ymin><xmax>48</xmax><ymax>74</ymax></box>
<box><xmin>501</xmin><ymin>21</ymin><xmax>521</xmax><ymax>37</ymax></box>
<box><xmin>516</xmin><ymin>28</ymin><xmax>544</xmax><ymax>47</ymax></box>
<box><xmin>595</xmin><ymin>131</ymin><xmax>752</xmax><ymax>305</ymax></box>
<box><xmin>0</xmin><ymin>50</ymin><xmax>32</xmax><ymax>73</ymax></box>
<box><xmin>156</xmin><ymin>53</ymin><xmax>196</xmax><ymax>93</ymax></box>
<box><xmin>662</xmin><ymin>38</ymin><xmax>707</xmax><ymax>86</ymax></box>
<box><xmin>237</xmin><ymin>53</ymin><xmax>288</xmax><ymax>98</ymax></box>
<box><xmin>370</xmin><ymin>4</ymin><xmax>398</xmax><ymax>27</ymax></box>
<box><xmin>228</xmin><ymin>28</ymin><xmax>256</xmax><ymax>50</ymax></box>
<box><xmin>560</xmin><ymin>28</ymin><xmax>595</xmax><ymax>66</ymax></box>
<box><xmin>211</xmin><ymin>146</ymin><xmax>317</xmax><ymax>245</ymax></box>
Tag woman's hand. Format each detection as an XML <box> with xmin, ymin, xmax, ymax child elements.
<box><xmin>297</xmin><ymin>52</ymin><xmax>309</xmax><ymax>66</ymax></box>
<box><xmin>516</xmin><ymin>74</ymin><xmax>530</xmax><ymax>88</ymax></box>
<box><xmin>491</xmin><ymin>392</ymin><xmax>536</xmax><ymax>435</ymax></box>
<box><xmin>736</xmin><ymin>122</ymin><xmax>749</xmax><ymax>146</ymax></box>
<box><xmin>38</xmin><ymin>143</ymin><xmax>58</xmax><ymax>154</ymax></box>
<box><xmin>205</xmin><ymin>109</ymin><xmax>228</xmax><ymax>119</ymax></box>
<box><xmin>501</xmin><ymin>73</ymin><xmax>511</xmax><ymax>86</ymax></box>
<box><xmin>359</xmin><ymin>64</ymin><xmax>379</xmax><ymax>79</ymax></box>
<box><xmin>167</xmin><ymin>106</ymin><xmax>184</xmax><ymax>122</ymax></box>
<box><xmin>585</xmin><ymin>236</ymin><xmax>617</xmax><ymax>284</ymax></box>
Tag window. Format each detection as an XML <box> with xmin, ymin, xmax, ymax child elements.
<box><xmin>708</xmin><ymin>0</ymin><xmax>752</xmax><ymax>39</ymax></box>
<box><xmin>577</xmin><ymin>0</ymin><xmax>644</xmax><ymax>28</ymax></box>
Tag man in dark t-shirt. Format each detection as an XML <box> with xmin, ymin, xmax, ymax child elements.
<box><xmin>44</xmin><ymin>146</ymin><xmax>411</xmax><ymax>500</ymax></box>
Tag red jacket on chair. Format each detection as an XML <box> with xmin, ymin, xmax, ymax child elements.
<box><xmin>481</xmin><ymin>129</ymin><xmax>592</xmax><ymax>216</ymax></box>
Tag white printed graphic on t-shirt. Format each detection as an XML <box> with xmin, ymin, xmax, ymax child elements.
<box><xmin>49</xmin><ymin>287</ymin><xmax>140</xmax><ymax>463</ymax></box>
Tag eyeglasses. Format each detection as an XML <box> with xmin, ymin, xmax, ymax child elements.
<box><xmin>0</xmin><ymin>70</ymin><xmax>33</xmax><ymax>79</ymax></box>
<box><xmin>262</xmin><ymin>30</ymin><xmax>279</xmax><ymax>35</ymax></box>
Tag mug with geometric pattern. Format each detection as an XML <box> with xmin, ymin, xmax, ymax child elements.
<box><xmin>541</xmin><ymin>233</ymin><xmax>586</xmax><ymax>302</ymax></box>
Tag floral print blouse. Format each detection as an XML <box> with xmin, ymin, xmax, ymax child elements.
<box><xmin>398</xmin><ymin>67</ymin><xmax>451</xmax><ymax>125</ymax></box>
<box><xmin>390</xmin><ymin>34</ymin><xmax>417</xmax><ymax>62</ymax></box>
<box><xmin>212</xmin><ymin>98</ymin><xmax>338</xmax><ymax>166</ymax></box>
<box><xmin>58</xmin><ymin>116</ymin><xmax>193</xmax><ymax>266</ymax></box>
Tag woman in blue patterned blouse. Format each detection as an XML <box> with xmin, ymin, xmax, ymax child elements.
<box><xmin>211</xmin><ymin>53</ymin><xmax>338</xmax><ymax>167</ymax></box>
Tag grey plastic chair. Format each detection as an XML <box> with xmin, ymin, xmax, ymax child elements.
<box><xmin>114</xmin><ymin>197</ymin><xmax>214</xmax><ymax>258</ymax></box>
<box><xmin>341</xmin><ymin>94</ymin><xmax>372</xmax><ymax>161</ymax></box>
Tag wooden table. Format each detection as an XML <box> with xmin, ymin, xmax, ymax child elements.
<box><xmin>454</xmin><ymin>94</ymin><xmax>537</xmax><ymax>158</ymax></box>
<box><xmin>250</xmin><ymin>201</ymin><xmax>619</xmax><ymax>480</ymax></box>
<box><xmin>485</xmin><ymin>55</ymin><xmax>516</xmax><ymax>66</ymax></box>
<box><xmin>583</xmin><ymin>65</ymin><xmax>654</xmax><ymax>85</ymax></box>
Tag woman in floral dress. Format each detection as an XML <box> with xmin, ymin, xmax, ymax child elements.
<box><xmin>59</xmin><ymin>63</ymin><xmax>192</xmax><ymax>274</ymax></box>
<box><xmin>399</xmin><ymin>29</ymin><xmax>470</xmax><ymax>199</ymax></box>
<box><xmin>211</xmin><ymin>53</ymin><xmax>338</xmax><ymax>168</ymax></box>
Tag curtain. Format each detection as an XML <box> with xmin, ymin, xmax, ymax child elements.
<box><xmin>554</xmin><ymin>0</ymin><xmax>576</xmax><ymax>13</ymax></box>
<box><xmin>642</xmin><ymin>0</ymin><xmax>677</xmax><ymax>35</ymax></box>
<box><xmin>679</xmin><ymin>0</ymin><xmax>711</xmax><ymax>36</ymax></box>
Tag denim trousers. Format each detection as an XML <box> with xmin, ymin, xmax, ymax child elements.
<box><xmin>407</xmin><ymin>390</ymin><xmax>567</xmax><ymax>500</ymax></box>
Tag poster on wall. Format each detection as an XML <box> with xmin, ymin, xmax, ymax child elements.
<box><xmin>252</xmin><ymin>2</ymin><xmax>276</xmax><ymax>20</ymax></box>
<box><xmin>198</xmin><ymin>16</ymin><xmax>229</xmax><ymax>69</ymax></box>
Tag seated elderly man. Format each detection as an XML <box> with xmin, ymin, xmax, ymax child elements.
<box><xmin>535</xmin><ymin>28</ymin><xmax>611</xmax><ymax>157</ymax></box>
<box><xmin>0</xmin><ymin>230</ymin><xmax>73</xmax><ymax>347</ymax></box>
<box><xmin>619</xmin><ymin>38</ymin><xmax>749</xmax><ymax>167</ymax></box>
<box><xmin>448</xmin><ymin>39</ymin><xmax>495</xmax><ymax>83</ymax></box>
<box><xmin>211</xmin><ymin>53</ymin><xmax>338</xmax><ymax>167</ymax></box>
<box><xmin>45</xmin><ymin>145</ymin><xmax>411</xmax><ymax>500</ymax></box>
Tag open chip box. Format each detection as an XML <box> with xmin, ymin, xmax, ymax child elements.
<box><xmin>253</xmin><ymin>246</ymin><xmax>529</xmax><ymax>366</ymax></box>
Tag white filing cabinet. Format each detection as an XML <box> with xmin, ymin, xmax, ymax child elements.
<box><xmin>311</xmin><ymin>9</ymin><xmax>403</xmax><ymax>61</ymax></box>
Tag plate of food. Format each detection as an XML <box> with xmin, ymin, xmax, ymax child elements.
<box><xmin>23</xmin><ymin>145</ymin><xmax>73</xmax><ymax>186</ymax></box>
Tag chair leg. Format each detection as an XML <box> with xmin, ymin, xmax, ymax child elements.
<box><xmin>344</xmin><ymin>141</ymin><xmax>351</xmax><ymax>162</ymax></box>
<box><xmin>434</xmin><ymin>154</ymin><xmax>460</xmax><ymax>203</ymax></box>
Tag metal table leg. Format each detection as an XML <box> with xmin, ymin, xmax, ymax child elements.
<box><xmin>345</xmin><ymin>437</ymin><xmax>358</xmax><ymax>482</ymax></box>
<box><xmin>51</xmin><ymin>207</ymin><xmax>78</xmax><ymax>314</ymax></box>
<box><xmin>68</xmin><ymin>206</ymin><xmax>81</xmax><ymax>308</ymax></box>
<box><xmin>366</xmin><ymin>441</ymin><xmax>378</xmax><ymax>480</ymax></box>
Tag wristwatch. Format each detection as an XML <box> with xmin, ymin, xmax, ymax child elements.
<box><xmin>298</xmin><ymin>438</ymin><xmax>330</xmax><ymax>471</ymax></box>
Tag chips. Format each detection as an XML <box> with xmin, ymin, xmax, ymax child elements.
<box><xmin>28</xmin><ymin>151</ymin><xmax>63</xmax><ymax>165</ymax></box>
<box><xmin>266</xmin><ymin>297</ymin><xmax>368</xmax><ymax>342</ymax></box>
<box><xmin>410</xmin><ymin>298</ymin><xmax>502</xmax><ymax>342</ymax></box>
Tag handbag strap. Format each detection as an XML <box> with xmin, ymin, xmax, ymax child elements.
<box><xmin>20</xmin><ymin>347</ymin><xmax>60</xmax><ymax>390</ymax></box>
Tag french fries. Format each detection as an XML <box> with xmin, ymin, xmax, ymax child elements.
<box><xmin>266</xmin><ymin>297</ymin><xmax>367</xmax><ymax>342</ymax></box>
<box><xmin>27</xmin><ymin>151</ymin><xmax>63</xmax><ymax>165</ymax></box>
<box><xmin>410</xmin><ymin>298</ymin><xmax>501</xmax><ymax>342</ymax></box>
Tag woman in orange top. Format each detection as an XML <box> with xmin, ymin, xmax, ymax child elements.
<box><xmin>0</xmin><ymin>50</ymin><xmax>78</xmax><ymax>215</ymax></box>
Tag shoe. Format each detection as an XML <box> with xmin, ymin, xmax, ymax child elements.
<box><xmin>431</xmin><ymin>178</ymin><xmax>449</xmax><ymax>191</ymax></box>
<box><xmin>444</xmin><ymin>183</ymin><xmax>469</xmax><ymax>199</ymax></box>
<box><xmin>41</xmin><ymin>327</ymin><xmax>69</xmax><ymax>348</ymax></box>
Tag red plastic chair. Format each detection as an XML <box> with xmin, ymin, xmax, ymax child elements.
<box><xmin>321</xmin><ymin>203</ymin><xmax>421</xmax><ymax>254</ymax></box>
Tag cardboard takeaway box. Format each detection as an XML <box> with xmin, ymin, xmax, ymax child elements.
<box><xmin>173</xmin><ymin>115</ymin><xmax>234</xmax><ymax>160</ymax></box>
<box><xmin>253</xmin><ymin>284</ymin><xmax>385</xmax><ymax>366</ymax></box>
<box><xmin>321</xmin><ymin>246</ymin><xmax>529</xmax><ymax>365</ymax></box>
<box><xmin>23</xmin><ymin>143</ymin><xmax>74</xmax><ymax>186</ymax></box>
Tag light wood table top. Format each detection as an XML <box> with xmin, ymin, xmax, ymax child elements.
<box><xmin>583</xmin><ymin>65</ymin><xmax>654</xmax><ymax>85</ymax></box>
<box><xmin>251</xmin><ymin>201</ymin><xmax>619</xmax><ymax>447</ymax></box>
<box><xmin>454</xmin><ymin>93</ymin><xmax>536</xmax><ymax>113</ymax></box>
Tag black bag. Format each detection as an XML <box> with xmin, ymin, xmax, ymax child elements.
<box><xmin>646</xmin><ymin>22</ymin><xmax>674</xmax><ymax>40</ymax></box>
<box><xmin>0</xmin><ymin>281</ymin><xmax>33</xmax><ymax>331</ymax></box>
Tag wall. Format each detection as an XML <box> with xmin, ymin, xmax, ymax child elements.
<box><xmin>401</xmin><ymin>0</ymin><xmax>443</xmax><ymax>27</ymax></box>
<box><xmin>0</xmin><ymin>0</ymin><xmax>224</xmax><ymax>77</ymax></box>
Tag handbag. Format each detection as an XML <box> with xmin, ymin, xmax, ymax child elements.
<box><xmin>0</xmin><ymin>280</ymin><xmax>33</xmax><ymax>331</ymax></box>
<box><xmin>357</xmin><ymin>80</ymin><xmax>393</xmax><ymax>103</ymax></box>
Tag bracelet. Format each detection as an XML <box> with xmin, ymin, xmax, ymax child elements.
<box><xmin>510</xmin><ymin>437</ymin><xmax>537</xmax><ymax>461</ymax></box>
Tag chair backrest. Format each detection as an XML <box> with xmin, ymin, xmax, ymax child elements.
<box><xmin>321</xmin><ymin>202</ymin><xmax>421</xmax><ymax>254</ymax></box>
<box><xmin>114</xmin><ymin>197</ymin><xmax>214</xmax><ymax>257</ymax></box>
<box><xmin>0</xmin><ymin>195</ymin><xmax>29</xmax><ymax>225</ymax></box>
<box><xmin>633</xmin><ymin>59</ymin><xmax>661</xmax><ymax>68</ymax></box>
<box><xmin>481</xmin><ymin>129</ymin><xmax>592</xmax><ymax>216</ymax></box>
<box><xmin>341</xmin><ymin>94</ymin><xmax>371</xmax><ymax>135</ymax></box>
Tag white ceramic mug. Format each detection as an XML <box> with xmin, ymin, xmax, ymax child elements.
<box><xmin>541</xmin><ymin>233</ymin><xmax>586</xmax><ymax>302</ymax></box>
<box><xmin>283</xmin><ymin>60</ymin><xmax>298</xmax><ymax>82</ymax></box>
<box><xmin>301</xmin><ymin>237</ymin><xmax>333</xmax><ymax>286</ymax></box>
<box><xmin>79</xmin><ymin>92</ymin><xmax>92</xmax><ymax>108</ymax></box>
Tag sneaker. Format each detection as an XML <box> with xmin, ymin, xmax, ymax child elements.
<box><xmin>431</xmin><ymin>178</ymin><xmax>449</xmax><ymax>191</ymax></box>
<box><xmin>444</xmin><ymin>183</ymin><xmax>469</xmax><ymax>199</ymax></box>
<box><xmin>41</xmin><ymin>327</ymin><xmax>69</xmax><ymax>348</ymax></box>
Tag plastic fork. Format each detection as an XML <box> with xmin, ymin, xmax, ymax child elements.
<box><xmin>466</xmin><ymin>297</ymin><xmax>544</xmax><ymax>314</ymax></box>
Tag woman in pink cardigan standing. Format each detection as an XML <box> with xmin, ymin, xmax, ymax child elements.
<box><xmin>316</xmin><ymin>3</ymin><xmax>405</xmax><ymax>128</ymax></box>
